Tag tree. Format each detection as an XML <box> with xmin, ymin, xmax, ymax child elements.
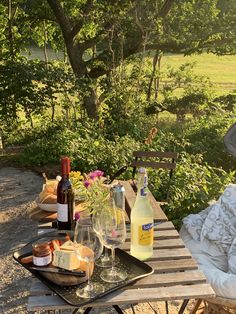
<box><xmin>1</xmin><ymin>0</ymin><xmax>235</xmax><ymax>119</ymax></box>
<box><xmin>42</xmin><ymin>0</ymin><xmax>236</xmax><ymax>119</ymax></box>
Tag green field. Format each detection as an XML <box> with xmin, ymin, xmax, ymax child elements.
<box><xmin>161</xmin><ymin>53</ymin><xmax>236</xmax><ymax>93</ymax></box>
<box><xmin>25</xmin><ymin>47</ymin><xmax>236</xmax><ymax>94</ymax></box>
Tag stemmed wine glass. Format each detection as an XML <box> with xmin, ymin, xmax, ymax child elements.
<box><xmin>92</xmin><ymin>208</ymin><xmax>113</xmax><ymax>267</ymax></box>
<box><xmin>98</xmin><ymin>205</ymin><xmax>127</xmax><ymax>283</ymax></box>
<box><xmin>74</xmin><ymin>219</ymin><xmax>104</xmax><ymax>298</ymax></box>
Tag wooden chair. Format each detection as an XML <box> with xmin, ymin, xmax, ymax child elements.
<box><xmin>191</xmin><ymin>297</ymin><xmax>236</xmax><ymax>314</ymax></box>
<box><xmin>131</xmin><ymin>150</ymin><xmax>178</xmax><ymax>201</ymax></box>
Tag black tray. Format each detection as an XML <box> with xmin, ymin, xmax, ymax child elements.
<box><xmin>13</xmin><ymin>231</ymin><xmax>153</xmax><ymax>307</ymax></box>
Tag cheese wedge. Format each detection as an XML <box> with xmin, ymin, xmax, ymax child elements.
<box><xmin>52</xmin><ymin>242</ymin><xmax>94</xmax><ymax>274</ymax></box>
<box><xmin>60</xmin><ymin>240</ymin><xmax>75</xmax><ymax>251</ymax></box>
<box><xmin>52</xmin><ymin>249</ymin><xmax>80</xmax><ymax>270</ymax></box>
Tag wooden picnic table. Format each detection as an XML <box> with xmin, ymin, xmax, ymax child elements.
<box><xmin>26</xmin><ymin>180</ymin><xmax>215</xmax><ymax>313</ymax></box>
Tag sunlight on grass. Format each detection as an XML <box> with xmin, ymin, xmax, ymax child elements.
<box><xmin>161</xmin><ymin>53</ymin><xmax>236</xmax><ymax>85</ymax></box>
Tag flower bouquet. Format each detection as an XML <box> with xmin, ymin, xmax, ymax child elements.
<box><xmin>70</xmin><ymin>170</ymin><xmax>111</xmax><ymax>214</ymax></box>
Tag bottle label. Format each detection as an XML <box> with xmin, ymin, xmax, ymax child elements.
<box><xmin>57</xmin><ymin>203</ymin><xmax>68</xmax><ymax>222</ymax></box>
<box><xmin>33</xmin><ymin>253</ymin><xmax>52</xmax><ymax>266</ymax></box>
<box><xmin>138</xmin><ymin>223</ymin><xmax>153</xmax><ymax>245</ymax></box>
<box><xmin>140</xmin><ymin>175</ymin><xmax>148</xmax><ymax>196</ymax></box>
<box><xmin>140</xmin><ymin>187</ymin><xmax>147</xmax><ymax>196</ymax></box>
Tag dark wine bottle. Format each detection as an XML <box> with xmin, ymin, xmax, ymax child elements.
<box><xmin>57</xmin><ymin>157</ymin><xmax>75</xmax><ymax>230</ymax></box>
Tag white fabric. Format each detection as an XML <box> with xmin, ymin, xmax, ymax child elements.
<box><xmin>180</xmin><ymin>184</ymin><xmax>236</xmax><ymax>299</ymax></box>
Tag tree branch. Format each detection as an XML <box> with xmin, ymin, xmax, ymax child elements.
<box><xmin>70</xmin><ymin>21</ymin><xmax>84</xmax><ymax>38</ymax></box>
<box><xmin>46</xmin><ymin>0</ymin><xmax>71</xmax><ymax>41</ymax></box>
<box><xmin>70</xmin><ymin>0</ymin><xmax>94</xmax><ymax>38</ymax></box>
<box><xmin>159</xmin><ymin>0</ymin><xmax>175</xmax><ymax>18</ymax></box>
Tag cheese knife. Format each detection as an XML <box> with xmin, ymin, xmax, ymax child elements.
<box><xmin>30</xmin><ymin>266</ymin><xmax>86</xmax><ymax>277</ymax></box>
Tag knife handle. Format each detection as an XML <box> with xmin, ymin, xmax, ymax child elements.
<box><xmin>58</xmin><ymin>269</ymin><xmax>86</xmax><ymax>276</ymax></box>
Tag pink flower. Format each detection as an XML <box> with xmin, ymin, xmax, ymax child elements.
<box><xmin>88</xmin><ymin>170</ymin><xmax>104</xmax><ymax>180</ymax></box>
<box><xmin>112</xmin><ymin>230</ymin><xmax>117</xmax><ymax>237</ymax></box>
<box><xmin>84</xmin><ymin>180</ymin><xmax>90</xmax><ymax>188</ymax></box>
<box><xmin>75</xmin><ymin>212</ymin><xmax>80</xmax><ymax>221</ymax></box>
<box><xmin>94</xmin><ymin>170</ymin><xmax>104</xmax><ymax>177</ymax></box>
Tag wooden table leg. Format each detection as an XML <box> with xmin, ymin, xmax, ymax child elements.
<box><xmin>190</xmin><ymin>299</ymin><xmax>203</xmax><ymax>314</ymax></box>
<box><xmin>113</xmin><ymin>305</ymin><xmax>125</xmax><ymax>313</ymax></box>
<box><xmin>178</xmin><ymin>299</ymin><xmax>189</xmax><ymax>314</ymax></box>
<box><xmin>165</xmin><ymin>301</ymin><xmax>169</xmax><ymax>314</ymax></box>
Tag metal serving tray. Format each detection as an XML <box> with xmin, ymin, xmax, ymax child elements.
<box><xmin>13</xmin><ymin>231</ymin><xmax>153</xmax><ymax>308</ymax></box>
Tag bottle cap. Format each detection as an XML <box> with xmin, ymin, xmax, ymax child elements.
<box><xmin>138</xmin><ymin>167</ymin><xmax>146</xmax><ymax>174</ymax></box>
<box><xmin>61</xmin><ymin>157</ymin><xmax>70</xmax><ymax>174</ymax></box>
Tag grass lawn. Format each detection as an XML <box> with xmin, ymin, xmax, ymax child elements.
<box><xmin>161</xmin><ymin>53</ymin><xmax>236</xmax><ymax>93</ymax></box>
<box><xmin>24</xmin><ymin>47</ymin><xmax>236</xmax><ymax>95</ymax></box>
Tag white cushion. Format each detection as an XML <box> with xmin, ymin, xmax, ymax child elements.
<box><xmin>180</xmin><ymin>225</ymin><xmax>236</xmax><ymax>299</ymax></box>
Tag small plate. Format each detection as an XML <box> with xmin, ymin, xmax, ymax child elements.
<box><xmin>36</xmin><ymin>197</ymin><xmax>57</xmax><ymax>212</ymax></box>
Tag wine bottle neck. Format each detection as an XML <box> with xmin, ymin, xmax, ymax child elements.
<box><xmin>137</xmin><ymin>174</ymin><xmax>148</xmax><ymax>197</ymax></box>
<box><xmin>61</xmin><ymin>157</ymin><xmax>70</xmax><ymax>175</ymax></box>
<box><xmin>61</xmin><ymin>174</ymin><xmax>69</xmax><ymax>180</ymax></box>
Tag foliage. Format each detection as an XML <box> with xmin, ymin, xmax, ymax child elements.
<box><xmin>26</xmin><ymin>0</ymin><xmax>236</xmax><ymax>117</ymax></box>
<box><xmin>157</xmin><ymin>153</ymin><xmax>235</xmax><ymax>230</ymax></box>
<box><xmin>82</xmin><ymin>170</ymin><xmax>110</xmax><ymax>214</ymax></box>
<box><xmin>160</xmin><ymin>62</ymin><xmax>214</xmax><ymax>120</ymax></box>
<box><xmin>0</xmin><ymin>60</ymin><xmax>79</xmax><ymax>129</ymax></box>
<box><xmin>19</xmin><ymin>126</ymin><xmax>78</xmax><ymax>166</ymax></box>
<box><xmin>18</xmin><ymin>121</ymin><xmax>140</xmax><ymax>177</ymax></box>
<box><xmin>184</xmin><ymin>114</ymin><xmax>236</xmax><ymax>171</ymax></box>
<box><xmin>212</xmin><ymin>93</ymin><xmax>236</xmax><ymax>112</ymax></box>
<box><xmin>1</xmin><ymin>0</ymin><xmax>236</xmax><ymax>229</ymax></box>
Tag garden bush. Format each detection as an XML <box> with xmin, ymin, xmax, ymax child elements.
<box><xmin>19</xmin><ymin>121</ymin><xmax>140</xmax><ymax>177</ymax></box>
<box><xmin>155</xmin><ymin>153</ymin><xmax>235</xmax><ymax>230</ymax></box>
<box><xmin>184</xmin><ymin>114</ymin><xmax>236</xmax><ymax>171</ymax></box>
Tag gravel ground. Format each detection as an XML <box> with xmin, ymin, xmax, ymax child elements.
<box><xmin>0</xmin><ymin>167</ymin><xmax>196</xmax><ymax>314</ymax></box>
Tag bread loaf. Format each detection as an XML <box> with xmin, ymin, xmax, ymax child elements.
<box><xmin>41</xmin><ymin>193</ymin><xmax>57</xmax><ymax>204</ymax></box>
<box><xmin>38</xmin><ymin>180</ymin><xmax>58</xmax><ymax>204</ymax></box>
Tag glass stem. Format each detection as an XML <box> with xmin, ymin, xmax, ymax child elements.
<box><xmin>104</xmin><ymin>247</ymin><xmax>109</xmax><ymax>257</ymax></box>
<box><xmin>111</xmin><ymin>247</ymin><xmax>115</xmax><ymax>273</ymax></box>
<box><xmin>87</xmin><ymin>261</ymin><xmax>91</xmax><ymax>288</ymax></box>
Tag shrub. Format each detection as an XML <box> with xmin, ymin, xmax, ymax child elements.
<box><xmin>158</xmin><ymin>153</ymin><xmax>235</xmax><ymax>229</ymax></box>
<box><xmin>184</xmin><ymin>114</ymin><xmax>236</xmax><ymax>171</ymax></box>
<box><xmin>19</xmin><ymin>121</ymin><xmax>140</xmax><ymax>176</ymax></box>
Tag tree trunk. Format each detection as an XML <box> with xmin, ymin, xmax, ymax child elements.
<box><xmin>46</xmin><ymin>0</ymin><xmax>99</xmax><ymax>119</ymax></box>
<box><xmin>83</xmin><ymin>88</ymin><xmax>99</xmax><ymax>121</ymax></box>
<box><xmin>146</xmin><ymin>51</ymin><xmax>162</xmax><ymax>101</ymax></box>
<box><xmin>154</xmin><ymin>54</ymin><xmax>162</xmax><ymax>100</ymax></box>
<box><xmin>43</xmin><ymin>20</ymin><xmax>49</xmax><ymax>66</ymax></box>
<box><xmin>146</xmin><ymin>50</ymin><xmax>159</xmax><ymax>101</ymax></box>
<box><xmin>51</xmin><ymin>100</ymin><xmax>55</xmax><ymax>123</ymax></box>
<box><xmin>8</xmin><ymin>0</ymin><xmax>15</xmax><ymax>61</ymax></box>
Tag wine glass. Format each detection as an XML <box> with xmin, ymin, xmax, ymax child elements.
<box><xmin>74</xmin><ymin>219</ymin><xmax>104</xmax><ymax>298</ymax></box>
<box><xmin>92</xmin><ymin>208</ymin><xmax>114</xmax><ymax>267</ymax></box>
<box><xmin>99</xmin><ymin>206</ymin><xmax>127</xmax><ymax>282</ymax></box>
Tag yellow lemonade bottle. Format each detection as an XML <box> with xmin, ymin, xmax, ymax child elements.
<box><xmin>130</xmin><ymin>168</ymin><xmax>153</xmax><ymax>260</ymax></box>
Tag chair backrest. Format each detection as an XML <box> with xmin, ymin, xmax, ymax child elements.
<box><xmin>131</xmin><ymin>150</ymin><xmax>178</xmax><ymax>201</ymax></box>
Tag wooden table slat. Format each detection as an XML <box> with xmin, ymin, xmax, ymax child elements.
<box><xmin>122</xmin><ymin>238</ymin><xmax>185</xmax><ymax>250</ymax></box>
<box><xmin>148</xmin><ymin>258</ymin><xmax>198</xmax><ymax>273</ymax></box>
<box><xmin>148</xmin><ymin>247</ymin><xmax>192</xmax><ymax>260</ymax></box>
<box><xmin>154</xmin><ymin>221</ymin><xmax>175</xmax><ymax>230</ymax></box>
<box><xmin>27</xmin><ymin>283</ymin><xmax>215</xmax><ymax>311</ymax></box>
<box><xmin>126</xmin><ymin>229</ymin><xmax>180</xmax><ymax>240</ymax></box>
<box><xmin>30</xmin><ymin>270</ymin><xmax>207</xmax><ymax>297</ymax></box>
<box><xmin>120</xmin><ymin>246</ymin><xmax>192</xmax><ymax>260</ymax></box>
<box><xmin>131</xmin><ymin>270</ymin><xmax>207</xmax><ymax>288</ymax></box>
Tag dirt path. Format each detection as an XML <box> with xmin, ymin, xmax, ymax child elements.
<box><xmin>0</xmin><ymin>167</ymin><xmax>43</xmax><ymax>313</ymax></box>
<box><xmin>0</xmin><ymin>167</ymin><xmax>196</xmax><ymax>314</ymax></box>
